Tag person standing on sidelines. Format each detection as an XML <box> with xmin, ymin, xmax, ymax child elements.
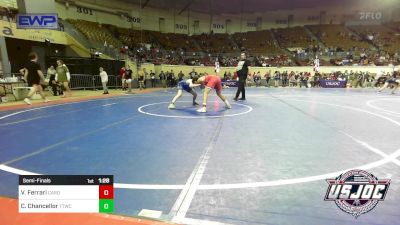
<box><xmin>19</xmin><ymin>52</ymin><xmax>49</xmax><ymax>105</ymax></box>
<box><xmin>119</xmin><ymin>66</ymin><xmax>126</xmax><ymax>90</ymax></box>
<box><xmin>55</xmin><ymin>59</ymin><xmax>72</xmax><ymax>98</ymax></box>
<box><xmin>138</xmin><ymin>69</ymin><xmax>145</xmax><ymax>90</ymax></box>
<box><xmin>99</xmin><ymin>67</ymin><xmax>109</xmax><ymax>94</ymax></box>
<box><xmin>47</xmin><ymin>65</ymin><xmax>60</xmax><ymax>96</ymax></box>
<box><xmin>124</xmin><ymin>66</ymin><xmax>133</xmax><ymax>92</ymax></box>
<box><xmin>234</xmin><ymin>52</ymin><xmax>250</xmax><ymax>101</ymax></box>
<box><xmin>150</xmin><ymin>70</ymin><xmax>156</xmax><ymax>88</ymax></box>
<box><xmin>159</xmin><ymin>70</ymin><xmax>167</xmax><ymax>88</ymax></box>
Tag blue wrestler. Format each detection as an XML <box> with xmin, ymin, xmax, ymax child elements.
<box><xmin>168</xmin><ymin>77</ymin><xmax>200</xmax><ymax>109</ymax></box>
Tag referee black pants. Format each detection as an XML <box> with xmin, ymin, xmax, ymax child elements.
<box><xmin>235</xmin><ymin>79</ymin><xmax>246</xmax><ymax>99</ymax></box>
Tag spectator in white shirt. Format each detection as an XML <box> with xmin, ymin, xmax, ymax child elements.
<box><xmin>99</xmin><ymin>67</ymin><xmax>109</xmax><ymax>94</ymax></box>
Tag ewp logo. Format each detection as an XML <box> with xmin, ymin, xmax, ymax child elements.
<box><xmin>17</xmin><ymin>14</ymin><xmax>58</xmax><ymax>29</ymax></box>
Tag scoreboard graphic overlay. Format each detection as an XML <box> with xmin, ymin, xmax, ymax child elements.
<box><xmin>18</xmin><ymin>175</ymin><xmax>114</xmax><ymax>213</ymax></box>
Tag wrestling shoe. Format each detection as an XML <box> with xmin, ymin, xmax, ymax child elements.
<box><xmin>24</xmin><ymin>98</ymin><xmax>32</xmax><ymax>105</ymax></box>
<box><xmin>168</xmin><ymin>103</ymin><xmax>176</xmax><ymax>109</ymax></box>
<box><xmin>197</xmin><ymin>107</ymin><xmax>207</xmax><ymax>113</ymax></box>
<box><xmin>225</xmin><ymin>100</ymin><xmax>232</xmax><ymax>109</ymax></box>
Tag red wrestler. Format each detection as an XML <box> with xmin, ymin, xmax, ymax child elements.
<box><xmin>192</xmin><ymin>74</ymin><xmax>232</xmax><ymax>113</ymax></box>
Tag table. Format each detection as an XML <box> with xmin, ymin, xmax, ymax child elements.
<box><xmin>0</xmin><ymin>81</ymin><xmax>26</xmax><ymax>101</ymax></box>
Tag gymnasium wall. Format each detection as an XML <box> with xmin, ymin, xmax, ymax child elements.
<box><xmin>54</xmin><ymin>0</ymin><xmax>400</xmax><ymax>35</ymax></box>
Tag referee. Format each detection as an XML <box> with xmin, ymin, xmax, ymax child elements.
<box><xmin>234</xmin><ymin>52</ymin><xmax>250</xmax><ymax>101</ymax></box>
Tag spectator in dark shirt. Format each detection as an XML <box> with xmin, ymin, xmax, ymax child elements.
<box><xmin>159</xmin><ymin>70</ymin><xmax>167</xmax><ymax>88</ymax></box>
<box><xmin>254</xmin><ymin>71</ymin><xmax>261</xmax><ymax>87</ymax></box>
<box><xmin>124</xmin><ymin>66</ymin><xmax>133</xmax><ymax>92</ymax></box>
<box><xmin>178</xmin><ymin>71</ymin><xmax>184</xmax><ymax>81</ymax></box>
<box><xmin>150</xmin><ymin>70</ymin><xmax>156</xmax><ymax>88</ymax></box>
<box><xmin>189</xmin><ymin>69</ymin><xmax>197</xmax><ymax>79</ymax></box>
<box><xmin>264</xmin><ymin>72</ymin><xmax>270</xmax><ymax>87</ymax></box>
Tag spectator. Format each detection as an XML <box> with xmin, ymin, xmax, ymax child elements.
<box><xmin>169</xmin><ymin>70</ymin><xmax>176</xmax><ymax>87</ymax></box>
<box><xmin>124</xmin><ymin>66</ymin><xmax>133</xmax><ymax>92</ymax></box>
<box><xmin>142</xmin><ymin>68</ymin><xmax>148</xmax><ymax>88</ymax></box>
<box><xmin>178</xmin><ymin>70</ymin><xmax>184</xmax><ymax>81</ymax></box>
<box><xmin>138</xmin><ymin>69</ymin><xmax>145</xmax><ymax>90</ymax></box>
<box><xmin>223</xmin><ymin>71</ymin><xmax>228</xmax><ymax>81</ymax></box>
<box><xmin>58</xmin><ymin>22</ymin><xmax>64</xmax><ymax>31</ymax></box>
<box><xmin>55</xmin><ymin>59</ymin><xmax>71</xmax><ymax>98</ymax></box>
<box><xmin>264</xmin><ymin>72</ymin><xmax>270</xmax><ymax>87</ymax></box>
<box><xmin>189</xmin><ymin>68</ymin><xmax>197</xmax><ymax>79</ymax></box>
<box><xmin>273</xmin><ymin>71</ymin><xmax>280</xmax><ymax>87</ymax></box>
<box><xmin>364</xmin><ymin>72</ymin><xmax>374</xmax><ymax>88</ymax></box>
<box><xmin>47</xmin><ymin>65</ymin><xmax>61</xmax><ymax>96</ymax></box>
<box><xmin>282</xmin><ymin>71</ymin><xmax>288</xmax><ymax>87</ymax></box>
<box><xmin>254</xmin><ymin>71</ymin><xmax>261</xmax><ymax>87</ymax></box>
<box><xmin>99</xmin><ymin>67</ymin><xmax>109</xmax><ymax>94</ymax></box>
<box><xmin>354</xmin><ymin>72</ymin><xmax>365</xmax><ymax>88</ymax></box>
<box><xmin>227</xmin><ymin>71</ymin><xmax>232</xmax><ymax>80</ymax></box>
<box><xmin>299</xmin><ymin>73</ymin><xmax>308</xmax><ymax>88</ymax></box>
<box><xmin>289</xmin><ymin>73</ymin><xmax>297</xmax><ymax>87</ymax></box>
<box><xmin>119</xmin><ymin>66</ymin><xmax>126</xmax><ymax>90</ymax></box>
<box><xmin>159</xmin><ymin>70</ymin><xmax>167</xmax><ymax>88</ymax></box>
<box><xmin>167</xmin><ymin>71</ymin><xmax>173</xmax><ymax>87</ymax></box>
<box><xmin>150</xmin><ymin>70</ymin><xmax>156</xmax><ymax>88</ymax></box>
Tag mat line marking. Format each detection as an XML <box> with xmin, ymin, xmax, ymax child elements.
<box><xmin>0</xmin><ymin>98</ymin><xmax>400</xmax><ymax>190</ymax></box>
<box><xmin>138</xmin><ymin>102</ymin><xmax>252</xmax><ymax>119</ymax></box>
<box><xmin>0</xmin><ymin>113</ymin><xmax>142</xmax><ymax>165</ymax></box>
<box><xmin>2</xmin><ymin>149</ymin><xmax>399</xmax><ymax>190</ymax></box>
<box><xmin>102</xmin><ymin>103</ymin><xmax>117</xmax><ymax>107</ymax></box>
<box><xmin>269</xmin><ymin>95</ymin><xmax>400</xmax><ymax>167</ymax></box>
<box><xmin>0</xmin><ymin>116</ymin><xmax>45</xmax><ymax>126</ymax></box>
<box><xmin>0</xmin><ymin>95</ymin><xmax>137</xmax><ymax>121</ymax></box>
<box><xmin>340</xmin><ymin>132</ymin><xmax>400</xmax><ymax>166</ymax></box>
<box><xmin>0</xmin><ymin>103</ymin><xmax>121</xmax><ymax>126</ymax></box>
<box><xmin>0</xmin><ymin>94</ymin><xmax>150</xmax><ymax>125</ymax></box>
<box><xmin>170</xmin><ymin>118</ymin><xmax>224</xmax><ymax>222</ymax></box>
<box><xmin>366</xmin><ymin>98</ymin><xmax>400</xmax><ymax>115</ymax></box>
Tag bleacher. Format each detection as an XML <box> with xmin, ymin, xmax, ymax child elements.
<box><xmin>274</xmin><ymin>26</ymin><xmax>315</xmax><ymax>49</ymax></box>
<box><xmin>307</xmin><ymin>24</ymin><xmax>371</xmax><ymax>51</ymax></box>
<box><xmin>67</xmin><ymin>19</ymin><xmax>122</xmax><ymax>48</ymax></box>
<box><xmin>193</xmin><ymin>33</ymin><xmax>238</xmax><ymax>54</ymax></box>
<box><xmin>149</xmin><ymin>31</ymin><xmax>200</xmax><ymax>52</ymax></box>
<box><xmin>233</xmin><ymin>30</ymin><xmax>282</xmax><ymax>55</ymax></box>
<box><xmin>64</xmin><ymin>17</ymin><xmax>400</xmax><ymax>66</ymax></box>
<box><xmin>350</xmin><ymin>25</ymin><xmax>400</xmax><ymax>54</ymax></box>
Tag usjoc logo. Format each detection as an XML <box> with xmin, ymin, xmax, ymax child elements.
<box><xmin>325</xmin><ymin>170</ymin><xmax>390</xmax><ymax>218</ymax></box>
<box><xmin>17</xmin><ymin>14</ymin><xmax>58</xmax><ymax>29</ymax></box>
